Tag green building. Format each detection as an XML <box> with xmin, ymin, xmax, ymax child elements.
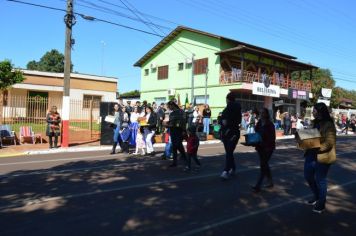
<box><xmin>134</xmin><ymin>26</ymin><xmax>317</xmax><ymax>120</ymax></box>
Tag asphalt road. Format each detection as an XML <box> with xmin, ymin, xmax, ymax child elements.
<box><xmin>0</xmin><ymin>136</ymin><xmax>355</xmax><ymax>236</ymax></box>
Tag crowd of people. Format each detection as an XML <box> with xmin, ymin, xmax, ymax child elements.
<box><xmin>107</xmin><ymin>99</ymin><xmax>210</xmax><ymax>171</ymax></box>
<box><xmin>40</xmin><ymin>96</ymin><xmax>340</xmax><ymax>214</ymax></box>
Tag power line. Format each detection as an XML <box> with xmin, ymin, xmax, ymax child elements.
<box><xmin>74</xmin><ymin>0</ymin><xmax>172</xmax><ymax>30</ymax></box>
<box><xmin>187</xmin><ymin>0</ymin><xmax>356</xmax><ymax>61</ymax></box>
<box><xmin>7</xmin><ymin>0</ymin><xmax>356</xmax><ymax>85</ymax></box>
<box><xmin>117</xmin><ymin>0</ymin><xmax>190</xmax><ymax>59</ymax></box>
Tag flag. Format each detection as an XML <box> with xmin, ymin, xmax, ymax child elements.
<box><xmin>177</xmin><ymin>93</ymin><xmax>181</xmax><ymax>106</ymax></box>
<box><xmin>193</xmin><ymin>96</ymin><xmax>197</xmax><ymax>106</ymax></box>
<box><xmin>185</xmin><ymin>93</ymin><xmax>189</xmax><ymax>108</ymax></box>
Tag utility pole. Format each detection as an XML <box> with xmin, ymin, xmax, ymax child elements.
<box><xmin>62</xmin><ymin>0</ymin><xmax>75</xmax><ymax>148</ymax></box>
<box><xmin>191</xmin><ymin>54</ymin><xmax>195</xmax><ymax>105</ymax></box>
<box><xmin>205</xmin><ymin>65</ymin><xmax>209</xmax><ymax>104</ymax></box>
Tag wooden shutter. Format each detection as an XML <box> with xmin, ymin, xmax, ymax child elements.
<box><xmin>158</xmin><ymin>65</ymin><xmax>169</xmax><ymax>80</ymax></box>
<box><xmin>194</xmin><ymin>58</ymin><xmax>208</xmax><ymax>75</ymax></box>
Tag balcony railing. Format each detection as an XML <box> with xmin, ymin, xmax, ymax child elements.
<box><xmin>219</xmin><ymin>69</ymin><xmax>312</xmax><ymax>92</ymax></box>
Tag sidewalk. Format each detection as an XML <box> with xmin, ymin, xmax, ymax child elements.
<box><xmin>0</xmin><ymin>139</ymin><xmax>221</xmax><ymax>157</ymax></box>
<box><xmin>1</xmin><ymin>133</ymin><xmax>353</xmax><ymax>158</ymax></box>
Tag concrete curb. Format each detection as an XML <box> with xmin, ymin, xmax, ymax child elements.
<box><xmin>25</xmin><ymin>140</ymin><xmax>223</xmax><ymax>156</ymax></box>
<box><xmin>12</xmin><ymin>134</ymin><xmax>356</xmax><ymax>156</ymax></box>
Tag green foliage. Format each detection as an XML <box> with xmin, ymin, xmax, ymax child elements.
<box><xmin>26</xmin><ymin>49</ymin><xmax>73</xmax><ymax>72</ymax></box>
<box><xmin>0</xmin><ymin>60</ymin><xmax>25</xmax><ymax>90</ymax></box>
<box><xmin>331</xmin><ymin>87</ymin><xmax>356</xmax><ymax>108</ymax></box>
<box><xmin>120</xmin><ymin>90</ymin><xmax>140</xmax><ymax>98</ymax></box>
<box><xmin>291</xmin><ymin>68</ymin><xmax>335</xmax><ymax>106</ymax></box>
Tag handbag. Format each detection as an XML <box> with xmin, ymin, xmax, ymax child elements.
<box><xmin>295</xmin><ymin>128</ymin><xmax>321</xmax><ymax>150</ymax></box>
<box><xmin>243</xmin><ymin>132</ymin><xmax>262</xmax><ymax>146</ymax></box>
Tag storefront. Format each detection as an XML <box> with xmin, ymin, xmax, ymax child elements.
<box><xmin>135</xmin><ymin>26</ymin><xmax>317</xmax><ymax>120</ymax></box>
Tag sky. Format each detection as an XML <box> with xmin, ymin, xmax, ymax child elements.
<box><xmin>1</xmin><ymin>0</ymin><xmax>356</xmax><ymax>93</ymax></box>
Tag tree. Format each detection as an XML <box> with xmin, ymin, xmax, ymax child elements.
<box><xmin>0</xmin><ymin>60</ymin><xmax>25</xmax><ymax>124</ymax></box>
<box><xmin>120</xmin><ymin>90</ymin><xmax>140</xmax><ymax>98</ymax></box>
<box><xmin>26</xmin><ymin>49</ymin><xmax>72</xmax><ymax>72</ymax></box>
<box><xmin>292</xmin><ymin>68</ymin><xmax>335</xmax><ymax>106</ymax></box>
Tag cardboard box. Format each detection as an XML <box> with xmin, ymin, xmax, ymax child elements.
<box><xmin>295</xmin><ymin>129</ymin><xmax>321</xmax><ymax>150</ymax></box>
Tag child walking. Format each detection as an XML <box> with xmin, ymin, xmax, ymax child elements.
<box><xmin>133</xmin><ymin>126</ymin><xmax>146</xmax><ymax>156</ymax></box>
<box><xmin>184</xmin><ymin>126</ymin><xmax>201</xmax><ymax>172</ymax></box>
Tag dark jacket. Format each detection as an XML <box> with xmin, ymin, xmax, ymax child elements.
<box><xmin>146</xmin><ymin>113</ymin><xmax>157</xmax><ymax>131</ymax></box>
<box><xmin>220</xmin><ymin>101</ymin><xmax>242</xmax><ymax>139</ymax></box>
<box><xmin>203</xmin><ymin>108</ymin><xmax>211</xmax><ymax>118</ymax></box>
<box><xmin>255</xmin><ymin>119</ymin><xmax>276</xmax><ymax>152</ymax></box>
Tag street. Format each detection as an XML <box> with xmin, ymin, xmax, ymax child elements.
<box><xmin>0</xmin><ymin>136</ymin><xmax>355</xmax><ymax>236</ymax></box>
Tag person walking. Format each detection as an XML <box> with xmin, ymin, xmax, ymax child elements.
<box><xmin>132</xmin><ymin>126</ymin><xmax>146</xmax><ymax>156</ymax></box>
<box><xmin>110</xmin><ymin>104</ymin><xmax>123</xmax><ymax>154</ymax></box>
<box><xmin>304</xmin><ymin>103</ymin><xmax>336</xmax><ymax>213</ymax></box>
<box><xmin>220</xmin><ymin>92</ymin><xmax>242</xmax><ymax>180</ymax></box>
<box><xmin>275</xmin><ymin>109</ymin><xmax>281</xmax><ymax>129</ymax></box>
<box><xmin>184</xmin><ymin>126</ymin><xmax>202</xmax><ymax>172</ymax></box>
<box><xmin>144</xmin><ymin>106</ymin><xmax>157</xmax><ymax>155</ymax></box>
<box><xmin>251</xmin><ymin>108</ymin><xmax>276</xmax><ymax>193</ymax></box>
<box><xmin>283</xmin><ymin>112</ymin><xmax>291</xmax><ymax>135</ymax></box>
<box><xmin>192</xmin><ymin>106</ymin><xmax>200</xmax><ymax>126</ymax></box>
<box><xmin>46</xmin><ymin>106</ymin><xmax>61</xmax><ymax>149</ymax></box>
<box><xmin>156</xmin><ymin>103</ymin><xmax>166</xmax><ymax>134</ymax></box>
<box><xmin>291</xmin><ymin>114</ymin><xmax>297</xmax><ymax>135</ymax></box>
<box><xmin>247</xmin><ymin>110</ymin><xmax>256</xmax><ymax>134</ymax></box>
<box><xmin>129</xmin><ymin>106</ymin><xmax>140</xmax><ymax>147</ymax></box>
<box><xmin>164</xmin><ymin>101</ymin><xmax>187</xmax><ymax>167</ymax></box>
<box><xmin>202</xmin><ymin>104</ymin><xmax>211</xmax><ymax>136</ymax></box>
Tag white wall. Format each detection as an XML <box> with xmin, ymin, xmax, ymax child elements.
<box><xmin>70</xmin><ymin>89</ymin><xmax>116</xmax><ymax>102</ymax></box>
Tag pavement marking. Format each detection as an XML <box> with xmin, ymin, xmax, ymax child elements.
<box><xmin>0</xmin><ymin>159</ymin><xmax>303</xmax><ymax>211</ymax></box>
<box><xmin>173</xmin><ymin>178</ymin><xmax>356</xmax><ymax>236</ymax></box>
<box><xmin>1</xmin><ymin>148</ymin><xmax>355</xmax><ymax>178</ymax></box>
<box><xmin>0</xmin><ymin>144</ymin><xmax>293</xmax><ymax>167</ymax></box>
<box><xmin>0</xmin><ymin>153</ymin><xmax>26</xmax><ymax>158</ymax></box>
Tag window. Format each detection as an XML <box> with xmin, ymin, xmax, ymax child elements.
<box><xmin>155</xmin><ymin>97</ymin><xmax>167</xmax><ymax>105</ymax></box>
<box><xmin>194</xmin><ymin>95</ymin><xmax>209</xmax><ymax>105</ymax></box>
<box><xmin>144</xmin><ymin>69</ymin><xmax>149</xmax><ymax>76</ymax></box>
<box><xmin>83</xmin><ymin>95</ymin><xmax>102</xmax><ymax>108</ymax></box>
<box><xmin>158</xmin><ymin>65</ymin><xmax>169</xmax><ymax>80</ymax></box>
<box><xmin>194</xmin><ymin>58</ymin><xmax>208</xmax><ymax>75</ymax></box>
<box><xmin>178</xmin><ymin>63</ymin><xmax>184</xmax><ymax>71</ymax></box>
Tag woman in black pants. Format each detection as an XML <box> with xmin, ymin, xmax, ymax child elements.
<box><xmin>252</xmin><ymin>108</ymin><xmax>276</xmax><ymax>193</ymax></box>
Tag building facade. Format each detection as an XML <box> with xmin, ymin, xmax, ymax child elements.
<box><xmin>3</xmin><ymin>70</ymin><xmax>118</xmax><ymax>120</ymax></box>
<box><xmin>135</xmin><ymin>26</ymin><xmax>317</xmax><ymax>120</ymax></box>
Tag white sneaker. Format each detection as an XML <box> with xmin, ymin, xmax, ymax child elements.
<box><xmin>220</xmin><ymin>171</ymin><xmax>229</xmax><ymax>180</ymax></box>
<box><xmin>228</xmin><ymin>169</ymin><xmax>236</xmax><ymax>176</ymax></box>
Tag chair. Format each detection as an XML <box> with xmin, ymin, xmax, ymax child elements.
<box><xmin>19</xmin><ymin>126</ymin><xmax>37</xmax><ymax>144</ymax></box>
<box><xmin>0</xmin><ymin>125</ymin><xmax>17</xmax><ymax>146</ymax></box>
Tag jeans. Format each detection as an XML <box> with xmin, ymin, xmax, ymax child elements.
<box><xmin>186</xmin><ymin>153</ymin><xmax>201</xmax><ymax>169</ymax></box>
<box><xmin>247</xmin><ymin>126</ymin><xmax>255</xmax><ymax>134</ymax></box>
<box><xmin>222</xmin><ymin>134</ymin><xmax>239</xmax><ymax>172</ymax></box>
<box><xmin>113</xmin><ymin>126</ymin><xmax>122</xmax><ymax>143</ymax></box>
<box><xmin>171</xmin><ymin>129</ymin><xmax>186</xmax><ymax>165</ymax></box>
<box><xmin>284</xmin><ymin>125</ymin><xmax>290</xmax><ymax>135</ymax></box>
<box><xmin>164</xmin><ymin>139</ymin><xmax>172</xmax><ymax>158</ymax></box>
<box><xmin>304</xmin><ymin>152</ymin><xmax>331</xmax><ymax>208</ymax></box>
<box><xmin>203</xmin><ymin>118</ymin><xmax>210</xmax><ymax>135</ymax></box>
<box><xmin>255</xmin><ymin>149</ymin><xmax>273</xmax><ymax>188</ymax></box>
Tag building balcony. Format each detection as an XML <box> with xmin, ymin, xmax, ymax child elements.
<box><xmin>219</xmin><ymin>69</ymin><xmax>312</xmax><ymax>92</ymax></box>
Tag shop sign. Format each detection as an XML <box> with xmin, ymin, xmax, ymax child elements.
<box><xmin>321</xmin><ymin>88</ymin><xmax>332</xmax><ymax>98</ymax></box>
<box><xmin>288</xmin><ymin>88</ymin><xmax>309</xmax><ymax>101</ymax></box>
<box><xmin>252</xmin><ymin>82</ymin><xmax>280</xmax><ymax>97</ymax></box>
<box><xmin>318</xmin><ymin>98</ymin><xmax>330</xmax><ymax>107</ymax></box>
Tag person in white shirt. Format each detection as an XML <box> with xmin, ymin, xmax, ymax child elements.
<box><xmin>192</xmin><ymin>106</ymin><xmax>200</xmax><ymax>124</ymax></box>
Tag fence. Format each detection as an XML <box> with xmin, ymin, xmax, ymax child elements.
<box><xmin>1</xmin><ymin>95</ymin><xmax>105</xmax><ymax>142</ymax></box>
